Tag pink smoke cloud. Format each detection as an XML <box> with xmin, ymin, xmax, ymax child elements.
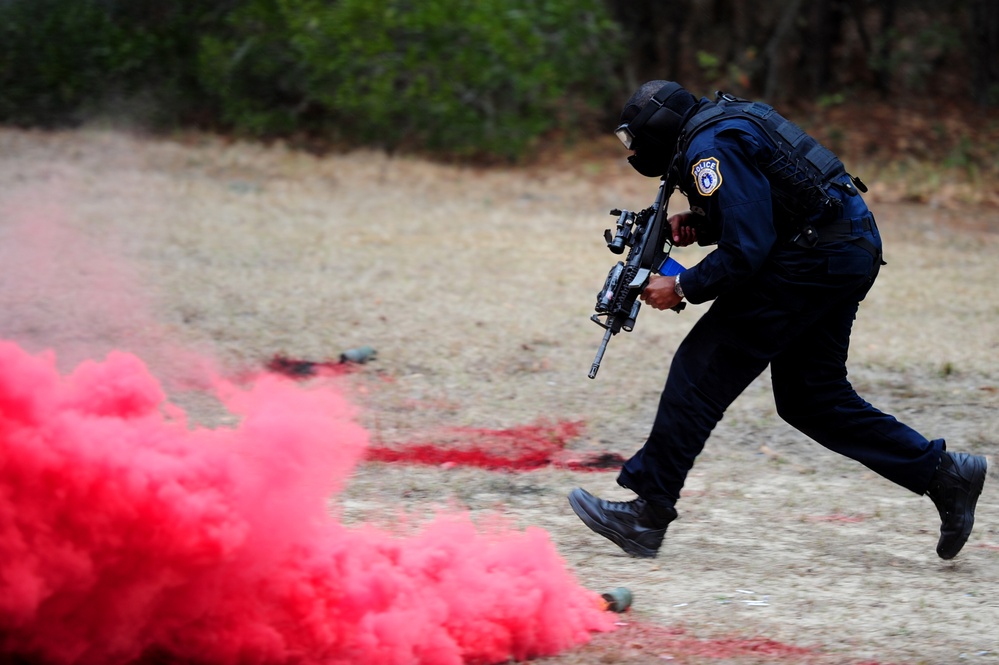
<box><xmin>0</xmin><ymin>341</ymin><xmax>612</xmax><ymax>665</ymax></box>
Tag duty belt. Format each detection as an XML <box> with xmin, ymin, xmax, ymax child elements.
<box><xmin>793</xmin><ymin>215</ymin><xmax>872</xmax><ymax>247</ymax></box>
<box><xmin>793</xmin><ymin>215</ymin><xmax>883</xmax><ymax>266</ymax></box>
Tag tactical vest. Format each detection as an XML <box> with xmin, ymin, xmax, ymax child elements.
<box><xmin>676</xmin><ymin>92</ymin><xmax>867</xmax><ymax>221</ymax></box>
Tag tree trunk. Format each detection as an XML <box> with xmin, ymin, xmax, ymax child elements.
<box><xmin>763</xmin><ymin>0</ymin><xmax>803</xmax><ymax>101</ymax></box>
<box><xmin>874</xmin><ymin>0</ymin><xmax>896</xmax><ymax>97</ymax></box>
<box><xmin>605</xmin><ymin>0</ymin><xmax>691</xmax><ymax>89</ymax></box>
<box><xmin>803</xmin><ymin>0</ymin><xmax>844</xmax><ymax>95</ymax></box>
<box><xmin>970</xmin><ymin>0</ymin><xmax>999</xmax><ymax>105</ymax></box>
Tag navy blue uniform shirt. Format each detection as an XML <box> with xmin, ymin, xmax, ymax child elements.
<box><xmin>676</xmin><ymin>108</ymin><xmax>870</xmax><ymax>304</ymax></box>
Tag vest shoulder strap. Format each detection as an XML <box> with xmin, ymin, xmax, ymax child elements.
<box><xmin>677</xmin><ymin>93</ymin><xmax>863</xmax><ymax>210</ymax></box>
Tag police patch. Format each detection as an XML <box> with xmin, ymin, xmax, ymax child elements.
<box><xmin>692</xmin><ymin>157</ymin><xmax>723</xmax><ymax>196</ymax></box>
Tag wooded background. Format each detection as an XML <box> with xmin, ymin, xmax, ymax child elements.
<box><xmin>612</xmin><ymin>0</ymin><xmax>999</xmax><ymax>106</ymax></box>
<box><xmin>1</xmin><ymin>0</ymin><xmax>997</xmax><ymax>160</ymax></box>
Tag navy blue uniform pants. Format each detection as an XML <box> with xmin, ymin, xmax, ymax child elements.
<box><xmin>618</xmin><ymin>222</ymin><xmax>943</xmax><ymax>507</ymax></box>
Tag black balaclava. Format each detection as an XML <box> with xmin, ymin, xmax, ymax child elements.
<box><xmin>619</xmin><ymin>81</ymin><xmax>698</xmax><ymax>177</ymax></box>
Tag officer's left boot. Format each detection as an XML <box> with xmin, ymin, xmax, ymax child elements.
<box><xmin>926</xmin><ymin>451</ymin><xmax>987</xmax><ymax>560</ymax></box>
<box><xmin>568</xmin><ymin>488</ymin><xmax>677</xmax><ymax>558</ymax></box>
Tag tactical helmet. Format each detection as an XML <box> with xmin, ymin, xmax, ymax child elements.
<box><xmin>616</xmin><ymin>81</ymin><xmax>698</xmax><ymax>177</ymax></box>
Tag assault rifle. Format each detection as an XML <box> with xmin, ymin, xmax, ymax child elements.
<box><xmin>588</xmin><ymin>178</ymin><xmax>686</xmax><ymax>379</ymax></box>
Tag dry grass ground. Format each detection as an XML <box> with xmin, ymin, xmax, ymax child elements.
<box><xmin>1</xmin><ymin>127</ymin><xmax>997</xmax><ymax>664</ymax></box>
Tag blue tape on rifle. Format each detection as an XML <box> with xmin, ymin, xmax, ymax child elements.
<box><xmin>657</xmin><ymin>257</ymin><xmax>686</xmax><ymax>276</ymax></box>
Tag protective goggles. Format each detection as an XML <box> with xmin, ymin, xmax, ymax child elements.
<box><xmin>614</xmin><ymin>124</ymin><xmax>636</xmax><ymax>150</ymax></box>
<box><xmin>612</xmin><ymin>82</ymin><xmax>685</xmax><ymax>151</ymax></box>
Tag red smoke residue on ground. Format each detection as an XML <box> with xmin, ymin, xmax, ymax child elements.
<box><xmin>367</xmin><ymin>422</ymin><xmax>627</xmax><ymax>471</ymax></box>
<box><xmin>264</xmin><ymin>356</ymin><xmax>625</xmax><ymax>472</ymax></box>
<box><xmin>599</xmin><ymin>623</ymin><xmax>825</xmax><ymax>663</ymax></box>
<box><xmin>0</xmin><ymin>341</ymin><xmax>613</xmax><ymax>664</ymax></box>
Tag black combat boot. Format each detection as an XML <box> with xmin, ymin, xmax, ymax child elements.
<box><xmin>926</xmin><ymin>451</ymin><xmax>987</xmax><ymax>560</ymax></box>
<box><xmin>568</xmin><ymin>488</ymin><xmax>677</xmax><ymax>558</ymax></box>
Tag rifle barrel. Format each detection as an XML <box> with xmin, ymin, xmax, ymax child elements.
<box><xmin>588</xmin><ymin>327</ymin><xmax>614</xmax><ymax>379</ymax></box>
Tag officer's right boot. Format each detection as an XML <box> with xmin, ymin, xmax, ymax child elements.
<box><xmin>926</xmin><ymin>451</ymin><xmax>987</xmax><ymax>560</ymax></box>
<box><xmin>568</xmin><ymin>488</ymin><xmax>677</xmax><ymax>558</ymax></box>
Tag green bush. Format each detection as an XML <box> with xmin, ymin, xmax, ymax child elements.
<box><xmin>309</xmin><ymin>0</ymin><xmax>620</xmax><ymax>157</ymax></box>
<box><xmin>0</xmin><ymin>0</ymin><xmax>141</xmax><ymax>124</ymax></box>
<box><xmin>198</xmin><ymin>0</ymin><xmax>624</xmax><ymax>158</ymax></box>
<box><xmin>0</xmin><ymin>0</ymin><xmax>221</xmax><ymax>127</ymax></box>
<box><xmin>197</xmin><ymin>0</ymin><xmax>309</xmax><ymax>136</ymax></box>
<box><xmin>0</xmin><ymin>0</ymin><xmax>625</xmax><ymax>159</ymax></box>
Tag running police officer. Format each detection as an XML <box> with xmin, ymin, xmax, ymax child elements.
<box><xmin>569</xmin><ymin>81</ymin><xmax>987</xmax><ymax>560</ymax></box>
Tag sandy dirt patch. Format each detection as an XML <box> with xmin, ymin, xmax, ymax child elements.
<box><xmin>1</xmin><ymin>128</ymin><xmax>997</xmax><ymax>664</ymax></box>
